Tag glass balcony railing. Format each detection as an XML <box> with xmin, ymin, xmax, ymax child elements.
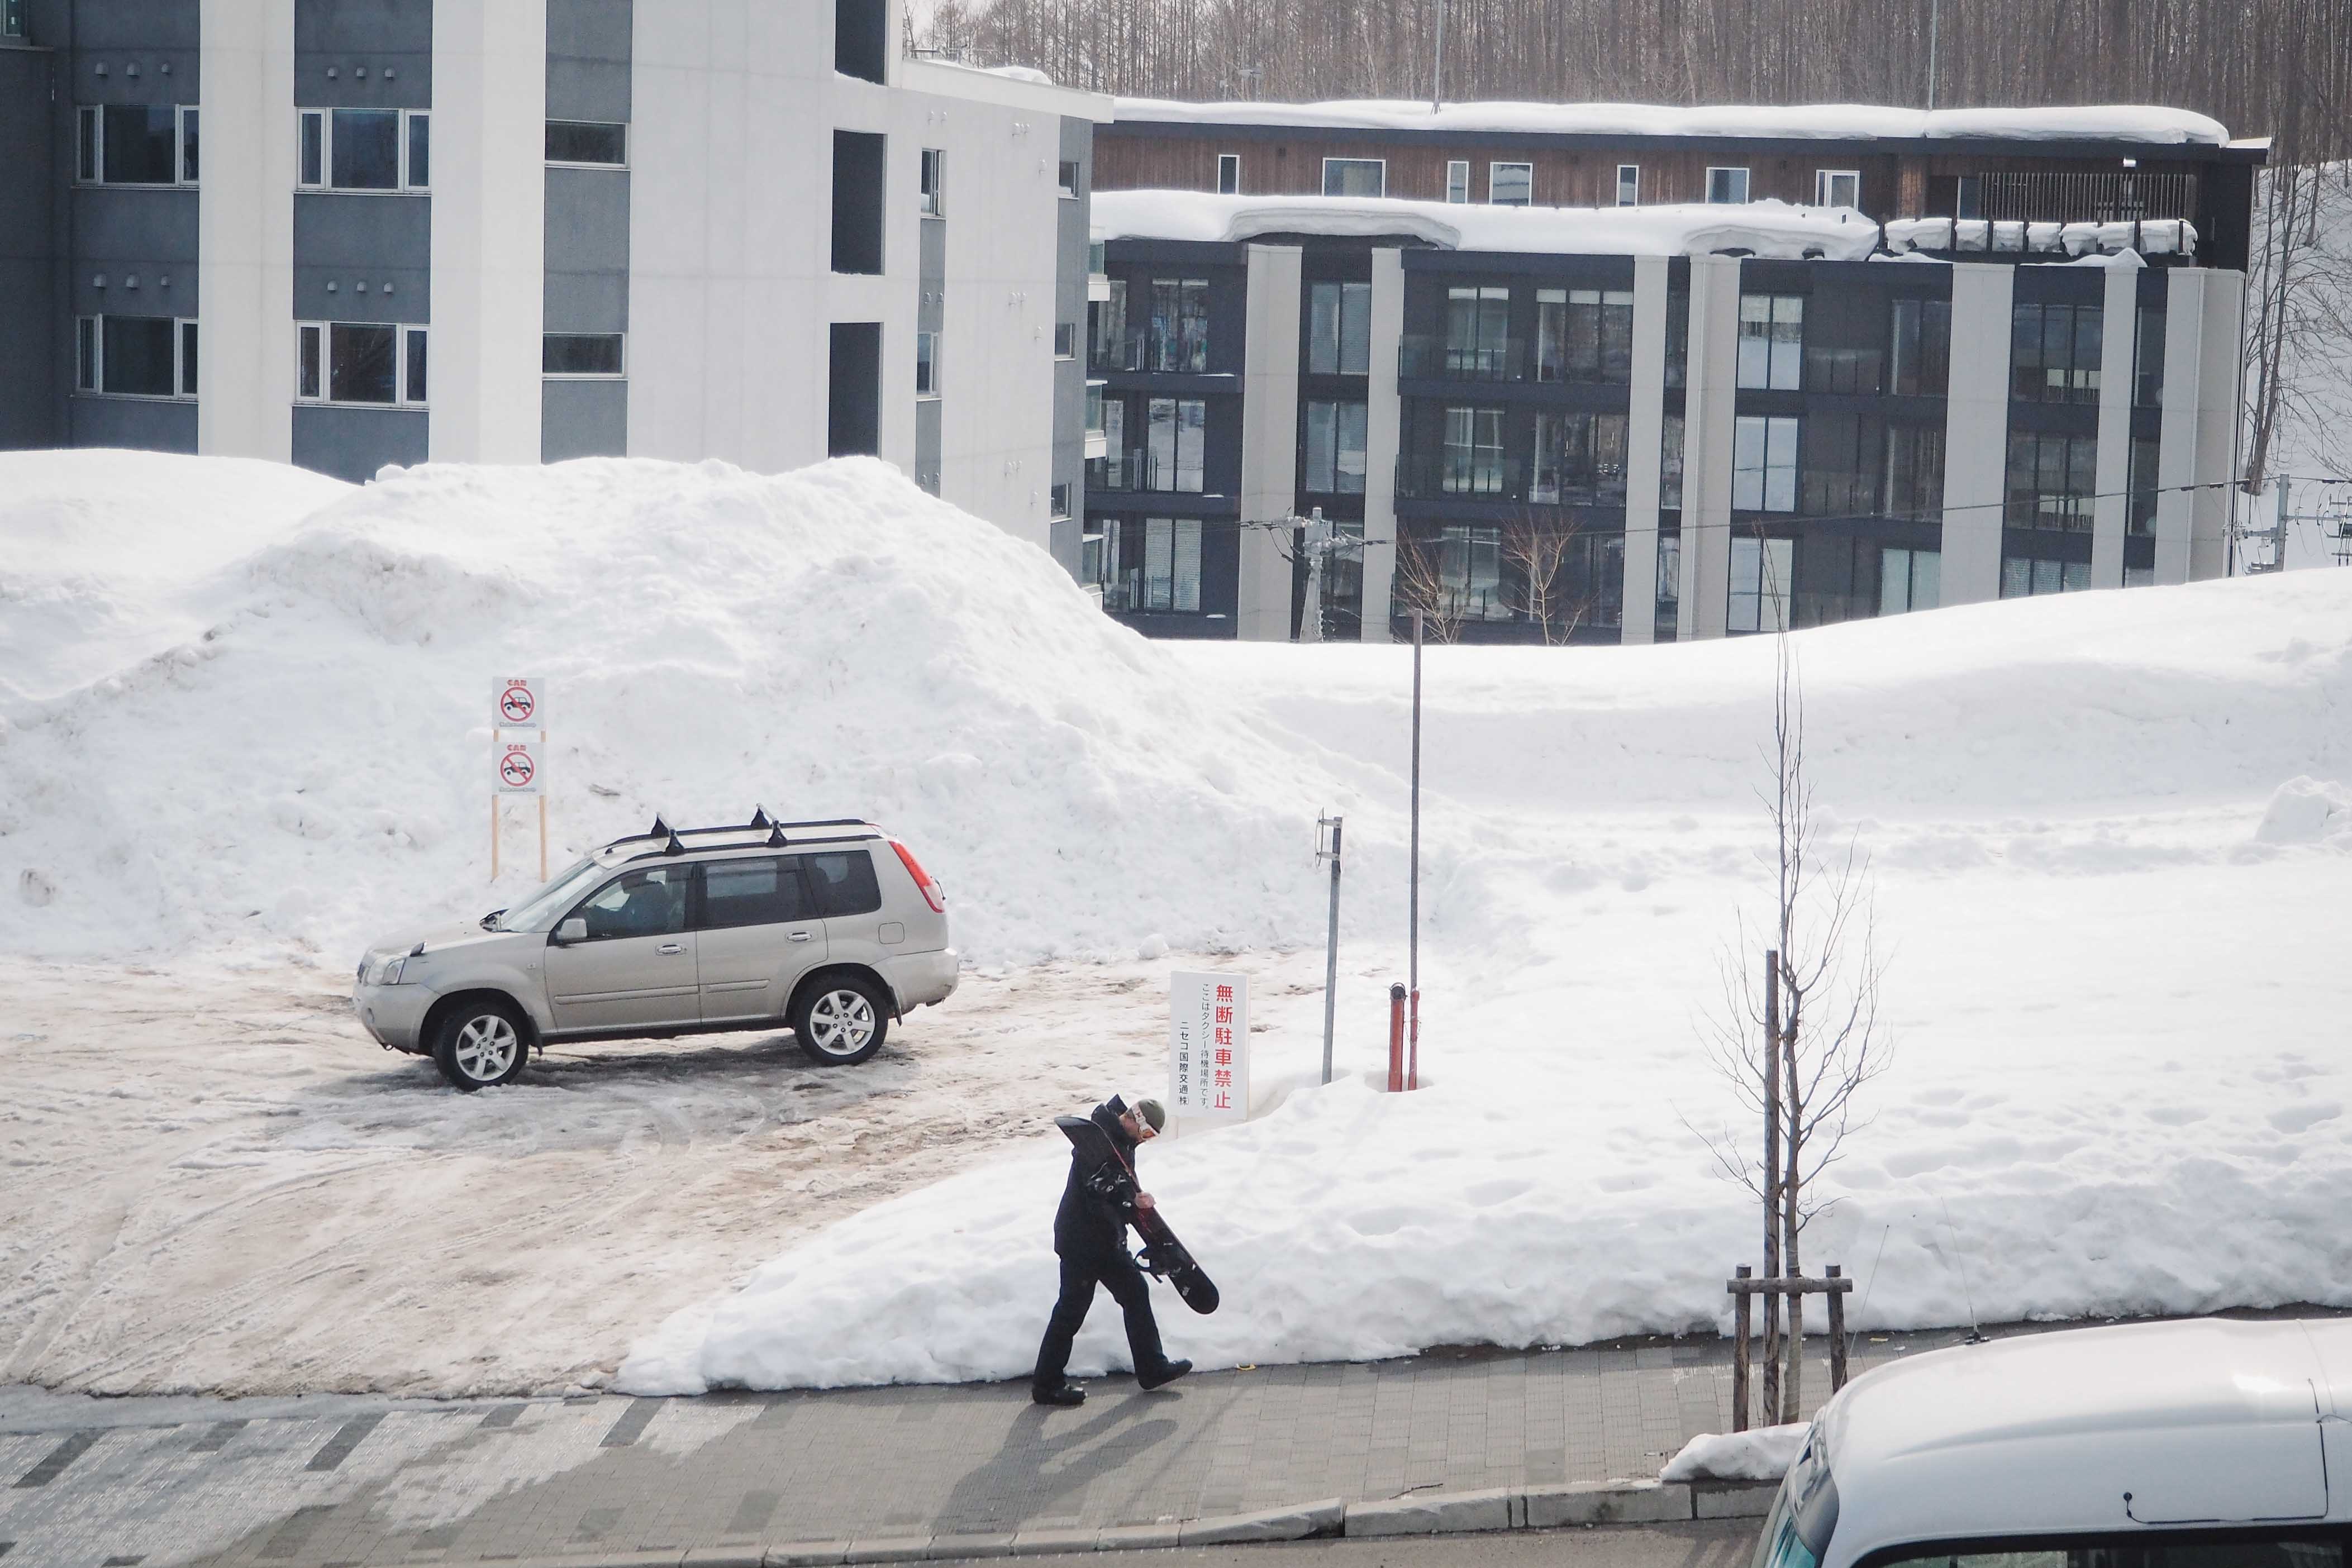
<box><xmin>1399</xmin><ymin>335</ymin><xmax>1529</xmax><ymax>382</ymax></box>
<box><xmin>1394</xmin><ymin>454</ymin><xmax>1630</xmax><ymax>507</ymax></box>
<box><xmin>1088</xmin><ymin>449</ymin><xmax>1204</xmax><ymax>495</ymax></box>
<box><xmin>1090</xmin><ymin>332</ymin><xmax>1211</xmax><ymax>375</ymax></box>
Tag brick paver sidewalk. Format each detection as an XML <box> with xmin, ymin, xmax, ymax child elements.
<box><xmin>1</xmin><ymin>1324</ymin><xmax>2002</xmax><ymax>1568</ymax></box>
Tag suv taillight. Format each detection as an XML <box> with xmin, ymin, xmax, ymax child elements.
<box><xmin>890</xmin><ymin>838</ymin><xmax>946</xmax><ymax>914</ymax></box>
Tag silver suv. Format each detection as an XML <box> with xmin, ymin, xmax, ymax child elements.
<box><xmin>353</xmin><ymin>813</ymin><xmax>958</xmax><ymax>1090</ymax></box>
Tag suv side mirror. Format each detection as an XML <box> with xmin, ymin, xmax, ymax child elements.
<box><xmin>555</xmin><ymin>917</ymin><xmax>588</xmax><ymax>945</ymax></box>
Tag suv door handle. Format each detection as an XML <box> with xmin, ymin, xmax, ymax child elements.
<box><xmin>787</xmin><ymin>931</ymin><xmax>812</xmax><ymax>942</ymax></box>
<box><xmin>658</xmin><ymin>942</ymin><xmax>684</xmax><ymax>955</ymax></box>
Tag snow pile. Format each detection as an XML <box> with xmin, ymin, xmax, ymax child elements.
<box><xmin>1111</xmin><ymin>98</ymin><xmax>2231</xmax><ymax>146</ymax></box>
<box><xmin>1092</xmin><ymin>190</ymin><xmax>1880</xmax><ymax>259</ymax></box>
<box><xmin>0</xmin><ymin>451</ymin><xmax>1362</xmax><ymax>965</ymax></box>
<box><xmin>2255</xmin><ymin>776</ymin><xmax>2352</xmax><ymax>846</ymax></box>
<box><xmin>1882</xmin><ymin>216</ymin><xmax>2196</xmax><ymax>258</ymax></box>
<box><xmin>1660</xmin><ymin>1423</ymin><xmax>1811</xmax><ymax>1483</ymax></box>
<box><xmin>624</xmin><ymin>568</ymin><xmax>2352</xmax><ymax>1395</ymax></box>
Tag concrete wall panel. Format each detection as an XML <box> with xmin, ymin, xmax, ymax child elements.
<box><xmin>541</xmin><ymin>377</ymin><xmax>627</xmax><ymax>460</ymax></box>
<box><xmin>292</xmin><ymin>403</ymin><xmax>426</xmax><ymax>480</ymax></box>
<box><xmin>1938</xmin><ymin>262</ymin><xmax>2014</xmax><ymax>606</ymax></box>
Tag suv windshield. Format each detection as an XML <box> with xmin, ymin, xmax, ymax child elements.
<box><xmin>498</xmin><ymin>857</ymin><xmax>608</xmax><ymax>932</ymax></box>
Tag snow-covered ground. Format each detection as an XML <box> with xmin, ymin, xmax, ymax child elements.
<box><xmin>6</xmin><ymin>450</ymin><xmax>2351</xmax><ymax>1402</ymax></box>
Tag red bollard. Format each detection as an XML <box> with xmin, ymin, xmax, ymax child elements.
<box><xmin>1387</xmin><ymin>983</ymin><xmax>1406</xmax><ymax>1092</ymax></box>
<box><xmin>1408</xmin><ymin>988</ymin><xmax>1420</xmax><ymax>1092</ymax></box>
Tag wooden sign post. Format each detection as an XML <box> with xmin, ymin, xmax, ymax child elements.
<box><xmin>491</xmin><ymin>678</ymin><xmax>548</xmax><ymax>881</ymax></box>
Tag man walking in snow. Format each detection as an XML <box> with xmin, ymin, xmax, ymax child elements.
<box><xmin>1031</xmin><ymin>1093</ymin><xmax>1192</xmax><ymax>1406</ymax></box>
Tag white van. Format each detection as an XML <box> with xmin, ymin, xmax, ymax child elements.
<box><xmin>1757</xmin><ymin>1317</ymin><xmax>2352</xmax><ymax>1568</ymax></box>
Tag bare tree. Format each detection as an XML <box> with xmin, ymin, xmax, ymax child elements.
<box><xmin>1391</xmin><ymin>531</ymin><xmax>1470</xmax><ymax>644</ymax></box>
<box><xmin>1497</xmin><ymin>510</ymin><xmax>1593</xmax><ymax>645</ymax></box>
<box><xmin>1688</xmin><ymin>570</ymin><xmax>1892</xmax><ymax>1424</ymax></box>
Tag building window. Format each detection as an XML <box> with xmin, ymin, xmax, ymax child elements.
<box><xmin>918</xmin><ymin>147</ymin><xmax>944</xmax><ymax>215</ymax></box>
<box><xmin>835</xmin><ymin>0</ymin><xmax>888</xmax><ymax>83</ymax></box>
<box><xmin>1058</xmin><ymin>160</ymin><xmax>1081</xmax><ymax>198</ymax></box>
<box><xmin>1445</xmin><ymin>160</ymin><xmax>1469</xmax><ymax>203</ymax></box>
<box><xmin>1144</xmin><ymin>397</ymin><xmax>1204</xmax><ymax>492</ymax></box>
<box><xmin>78</xmin><ymin>104</ymin><xmax>193</xmax><ymax>186</ymax></box>
<box><xmin>1664</xmin><ymin>286</ymin><xmax>1689</xmax><ymax>388</ymax></box>
<box><xmin>1706</xmin><ymin>166</ymin><xmax>1751</xmax><ymax>204</ymax></box>
<box><xmin>2130</xmin><ymin>436</ymin><xmax>2161</xmax><ymax>534</ymax></box>
<box><xmin>1217</xmin><ymin>153</ymin><xmax>1239</xmax><ymax>194</ymax></box>
<box><xmin>1535</xmin><ymin>288</ymin><xmax>1632</xmax><ymax>385</ymax></box>
<box><xmin>544</xmin><ymin>333</ymin><xmax>625</xmax><ymax>376</ymax></box>
<box><xmin>831</xmin><ymin>131</ymin><xmax>886</xmax><ymax>274</ymax></box>
<box><xmin>1616</xmin><ymin>164</ymin><xmax>1640</xmax><ymax>206</ymax></box>
<box><xmin>1441</xmin><ymin>406</ymin><xmax>1506</xmax><ymax>495</ymax></box>
<box><xmin>1148</xmin><ymin>278</ymin><xmax>1209</xmax><ymax>372</ymax></box>
<box><xmin>1304</xmin><ymin>399</ymin><xmax>1368</xmax><ymax>494</ymax></box>
<box><xmin>298</xmin><ymin>108</ymin><xmax>429</xmax><ymax>192</ymax></box>
<box><xmin>1092</xmin><ymin>278</ymin><xmax>1128</xmax><ymax>370</ymax></box>
<box><xmin>547</xmin><ymin>120</ymin><xmax>627</xmax><ymax>166</ymax></box>
<box><xmin>1322</xmin><ymin>158</ymin><xmax>1384</xmax><ymax>198</ymax></box>
<box><xmin>1053</xmin><ymin>321</ymin><xmax>1078</xmax><ymax>359</ymax></box>
<box><xmin>1813</xmin><ymin>169</ymin><xmax>1860</xmax><ymax>208</ymax></box>
<box><xmin>2006</xmin><ymin>430</ymin><xmax>2097</xmax><ymax>530</ymax></box>
<box><xmin>1308</xmin><ymin>281</ymin><xmax>1371</xmax><ymax>375</ymax></box>
<box><xmin>1656</xmin><ymin>534</ymin><xmax>1681</xmax><ymax>613</ymax></box>
<box><xmin>2</xmin><ymin>0</ymin><xmax>23</xmax><ymax>37</ymax></box>
<box><xmin>1433</xmin><ymin>525</ymin><xmax>1508</xmax><ymax>620</ymax></box>
<box><xmin>1729</xmin><ymin>535</ymin><xmax>1793</xmax><ymax>632</ymax></box>
<box><xmin>1737</xmin><ymin>294</ymin><xmax>1804</xmax><ymax>390</ymax></box>
<box><xmin>1103</xmin><ymin>517</ymin><xmax>1202</xmax><ymax>612</ymax></box>
<box><xmin>2135</xmin><ymin>304</ymin><xmax>2166</xmax><ymax>406</ymax></box>
<box><xmin>1889</xmin><ymin>297</ymin><xmax>1951</xmax><ymax>397</ymax></box>
<box><xmin>1444</xmin><ymin>285</ymin><xmax>1510</xmax><ymax>378</ymax></box>
<box><xmin>296</xmin><ymin>321</ymin><xmax>427</xmax><ymax>407</ymax></box>
<box><xmin>1878</xmin><ymin>547</ymin><xmax>1941</xmax><ymax>614</ymax></box>
<box><xmin>1093</xmin><ymin>398</ymin><xmax>1127</xmax><ymax>488</ymax></box>
<box><xmin>1050</xmin><ymin>482</ymin><xmax>1072</xmax><ymax>520</ymax></box>
<box><xmin>1531</xmin><ymin>410</ymin><xmax>1627</xmax><ymax>506</ymax></box>
<box><xmin>1885</xmin><ymin>422</ymin><xmax>1946</xmax><ymax>519</ymax></box>
<box><xmin>1732</xmin><ymin>415</ymin><xmax>1798</xmax><ymax>512</ymax></box>
<box><xmin>915</xmin><ymin>331</ymin><xmax>939</xmax><ymax>394</ymax></box>
<box><xmin>74</xmin><ymin>315</ymin><xmax>195</xmax><ymax>398</ymax></box>
<box><xmin>1801</xmin><ymin>411</ymin><xmax>1883</xmax><ymax>516</ymax></box>
<box><xmin>2011</xmin><ymin>302</ymin><xmax>2101</xmax><ymax>404</ymax></box>
<box><xmin>1084</xmin><ymin>381</ymin><xmax>1104</xmax><ymax>437</ymax></box>
<box><xmin>1489</xmin><ymin>162</ymin><xmax>1532</xmax><ymax>206</ymax></box>
<box><xmin>2001</xmin><ymin>556</ymin><xmax>2091</xmax><ymax>598</ymax></box>
<box><xmin>1659</xmin><ymin>413</ymin><xmax>1684</xmax><ymax>511</ymax></box>
<box><xmin>2125</xmin><ymin>565</ymin><xmax>2155</xmax><ymax>587</ymax></box>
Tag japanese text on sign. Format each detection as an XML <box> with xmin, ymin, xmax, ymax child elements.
<box><xmin>1169</xmin><ymin>970</ymin><xmax>1248</xmax><ymax>1123</ymax></box>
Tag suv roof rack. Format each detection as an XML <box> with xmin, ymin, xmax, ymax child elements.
<box><xmin>601</xmin><ymin>809</ymin><xmax>883</xmax><ymax>860</ymax></box>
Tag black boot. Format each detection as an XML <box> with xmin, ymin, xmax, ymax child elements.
<box><xmin>1032</xmin><ymin>1381</ymin><xmax>1085</xmax><ymax>1407</ymax></box>
<box><xmin>1138</xmin><ymin>1358</ymin><xmax>1192</xmax><ymax>1391</ymax></box>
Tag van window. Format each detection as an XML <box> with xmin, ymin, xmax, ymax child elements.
<box><xmin>699</xmin><ymin>857</ymin><xmax>812</xmax><ymax>929</ymax></box>
<box><xmin>804</xmin><ymin>850</ymin><xmax>882</xmax><ymax>917</ymax></box>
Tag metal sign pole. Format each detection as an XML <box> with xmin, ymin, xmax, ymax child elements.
<box><xmin>1408</xmin><ymin>611</ymin><xmax>1423</xmax><ymax>1090</ymax></box>
<box><xmin>1317</xmin><ymin>813</ymin><xmax>1344</xmax><ymax>1085</ymax></box>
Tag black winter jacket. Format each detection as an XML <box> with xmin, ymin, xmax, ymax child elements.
<box><xmin>1052</xmin><ymin>1096</ymin><xmax>1141</xmax><ymax>1260</ymax></box>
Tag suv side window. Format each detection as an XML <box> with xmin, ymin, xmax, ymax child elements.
<box><xmin>570</xmin><ymin>865</ymin><xmax>689</xmax><ymax>940</ymax></box>
<box><xmin>699</xmin><ymin>856</ymin><xmax>813</xmax><ymax>929</ymax></box>
<box><xmin>804</xmin><ymin>849</ymin><xmax>883</xmax><ymax>917</ymax></box>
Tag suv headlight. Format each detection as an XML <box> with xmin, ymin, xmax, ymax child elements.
<box><xmin>365</xmin><ymin>954</ymin><xmax>411</xmax><ymax>986</ymax></box>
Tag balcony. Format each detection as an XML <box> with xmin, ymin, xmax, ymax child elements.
<box><xmin>1395</xmin><ymin>453</ymin><xmax>1629</xmax><ymax>507</ymax></box>
<box><xmin>1399</xmin><ymin>335</ymin><xmax>1529</xmax><ymax>383</ymax></box>
<box><xmin>1091</xmin><ymin>331</ymin><xmax>1210</xmax><ymax>376</ymax></box>
<box><xmin>1089</xmin><ymin>448</ymin><xmax>1203</xmax><ymax>495</ymax></box>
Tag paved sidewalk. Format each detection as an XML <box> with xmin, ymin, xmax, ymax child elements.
<box><xmin>0</xmin><ymin>1325</ymin><xmax>1989</xmax><ymax>1568</ymax></box>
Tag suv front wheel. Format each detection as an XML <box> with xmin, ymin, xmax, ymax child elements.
<box><xmin>432</xmin><ymin>998</ymin><xmax>531</xmax><ymax>1090</ymax></box>
<box><xmin>792</xmin><ymin>976</ymin><xmax>889</xmax><ymax>1066</ymax></box>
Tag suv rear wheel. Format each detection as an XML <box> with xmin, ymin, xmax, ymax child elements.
<box><xmin>432</xmin><ymin>998</ymin><xmax>530</xmax><ymax>1090</ymax></box>
<box><xmin>792</xmin><ymin>976</ymin><xmax>889</xmax><ymax>1066</ymax></box>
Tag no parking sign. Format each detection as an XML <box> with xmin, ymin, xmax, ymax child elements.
<box><xmin>494</xmin><ymin>678</ymin><xmax>545</xmax><ymax>728</ymax></box>
<box><xmin>496</xmin><ymin>740</ymin><xmax>543</xmax><ymax>794</ymax></box>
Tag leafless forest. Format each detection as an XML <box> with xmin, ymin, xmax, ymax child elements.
<box><xmin>922</xmin><ymin>0</ymin><xmax>2350</xmax><ymax>158</ymax></box>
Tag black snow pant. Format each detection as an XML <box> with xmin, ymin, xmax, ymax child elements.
<box><xmin>1032</xmin><ymin>1249</ymin><xmax>1166</xmax><ymax>1392</ymax></box>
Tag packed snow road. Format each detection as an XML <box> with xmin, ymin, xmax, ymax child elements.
<box><xmin>0</xmin><ymin>947</ymin><xmax>1332</xmax><ymax>1399</ymax></box>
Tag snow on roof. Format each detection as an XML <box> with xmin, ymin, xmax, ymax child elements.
<box><xmin>1111</xmin><ymin>97</ymin><xmax>2232</xmax><ymax>146</ymax></box>
<box><xmin>1091</xmin><ymin>189</ymin><xmax>1883</xmax><ymax>260</ymax></box>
